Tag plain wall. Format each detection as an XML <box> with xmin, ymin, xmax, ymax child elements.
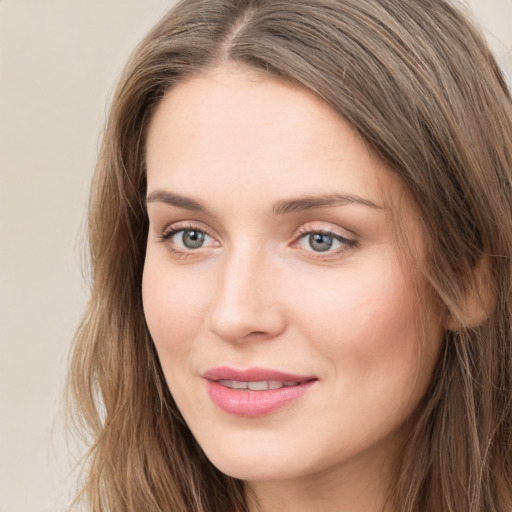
<box><xmin>0</xmin><ymin>1</ymin><xmax>510</xmax><ymax>511</ymax></box>
<box><xmin>0</xmin><ymin>2</ymin><xmax>177</xmax><ymax>511</ymax></box>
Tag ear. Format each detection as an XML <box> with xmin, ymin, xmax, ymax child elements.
<box><xmin>445</xmin><ymin>256</ymin><xmax>496</xmax><ymax>331</ymax></box>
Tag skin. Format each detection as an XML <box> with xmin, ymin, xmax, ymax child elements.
<box><xmin>142</xmin><ymin>66</ymin><xmax>444</xmax><ymax>512</ymax></box>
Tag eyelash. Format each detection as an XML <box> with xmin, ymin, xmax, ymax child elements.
<box><xmin>157</xmin><ymin>223</ymin><xmax>357</xmax><ymax>260</ymax></box>
<box><xmin>293</xmin><ymin>227</ymin><xmax>357</xmax><ymax>259</ymax></box>
<box><xmin>157</xmin><ymin>223</ymin><xmax>217</xmax><ymax>259</ymax></box>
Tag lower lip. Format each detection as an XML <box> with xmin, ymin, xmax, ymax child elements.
<box><xmin>205</xmin><ymin>380</ymin><xmax>316</xmax><ymax>417</ymax></box>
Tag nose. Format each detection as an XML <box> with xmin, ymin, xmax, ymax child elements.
<box><xmin>207</xmin><ymin>246</ymin><xmax>286</xmax><ymax>344</ymax></box>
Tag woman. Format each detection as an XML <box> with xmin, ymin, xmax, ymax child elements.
<box><xmin>67</xmin><ymin>0</ymin><xmax>512</xmax><ymax>511</ymax></box>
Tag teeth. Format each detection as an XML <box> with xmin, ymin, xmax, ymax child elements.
<box><xmin>248</xmin><ymin>381</ymin><xmax>268</xmax><ymax>391</ymax></box>
<box><xmin>217</xmin><ymin>380</ymin><xmax>300</xmax><ymax>391</ymax></box>
<box><xmin>230</xmin><ymin>380</ymin><xmax>248</xmax><ymax>389</ymax></box>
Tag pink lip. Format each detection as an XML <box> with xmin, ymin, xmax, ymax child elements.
<box><xmin>202</xmin><ymin>366</ymin><xmax>317</xmax><ymax>417</ymax></box>
<box><xmin>202</xmin><ymin>366</ymin><xmax>314</xmax><ymax>382</ymax></box>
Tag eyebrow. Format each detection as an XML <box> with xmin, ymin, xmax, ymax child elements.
<box><xmin>146</xmin><ymin>190</ymin><xmax>209</xmax><ymax>213</ymax></box>
<box><xmin>272</xmin><ymin>193</ymin><xmax>382</xmax><ymax>215</ymax></box>
<box><xmin>146</xmin><ymin>190</ymin><xmax>382</xmax><ymax>215</ymax></box>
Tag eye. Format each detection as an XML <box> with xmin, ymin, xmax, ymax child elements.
<box><xmin>174</xmin><ymin>229</ymin><xmax>209</xmax><ymax>249</ymax></box>
<box><xmin>160</xmin><ymin>226</ymin><xmax>217</xmax><ymax>252</ymax></box>
<box><xmin>295</xmin><ymin>229</ymin><xmax>356</xmax><ymax>255</ymax></box>
<box><xmin>301</xmin><ymin>232</ymin><xmax>338</xmax><ymax>252</ymax></box>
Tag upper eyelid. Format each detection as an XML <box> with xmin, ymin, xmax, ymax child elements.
<box><xmin>296</xmin><ymin>230</ymin><xmax>351</xmax><ymax>243</ymax></box>
<box><xmin>293</xmin><ymin>230</ymin><xmax>355</xmax><ymax>247</ymax></box>
<box><xmin>161</xmin><ymin>220</ymin><xmax>216</xmax><ymax>238</ymax></box>
<box><xmin>294</xmin><ymin>222</ymin><xmax>357</xmax><ymax>240</ymax></box>
<box><xmin>157</xmin><ymin>220</ymin><xmax>356</xmax><ymax>244</ymax></box>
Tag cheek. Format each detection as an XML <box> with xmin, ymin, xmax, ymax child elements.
<box><xmin>141</xmin><ymin>257</ymin><xmax>209</xmax><ymax>359</ymax></box>
<box><xmin>292</xmin><ymin>262</ymin><xmax>414</xmax><ymax>344</ymax></box>
<box><xmin>290</xmin><ymin>259</ymin><xmax>437</xmax><ymax>403</ymax></box>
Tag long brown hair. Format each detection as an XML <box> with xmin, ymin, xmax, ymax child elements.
<box><xmin>67</xmin><ymin>1</ymin><xmax>512</xmax><ymax>510</ymax></box>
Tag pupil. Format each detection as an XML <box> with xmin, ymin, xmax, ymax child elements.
<box><xmin>183</xmin><ymin>230</ymin><xmax>205</xmax><ymax>249</ymax></box>
<box><xmin>309</xmin><ymin>233</ymin><xmax>333</xmax><ymax>252</ymax></box>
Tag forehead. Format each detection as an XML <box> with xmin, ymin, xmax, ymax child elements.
<box><xmin>145</xmin><ymin>68</ymin><xmax>409</xmax><ymax>215</ymax></box>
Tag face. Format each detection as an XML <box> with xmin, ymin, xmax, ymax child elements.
<box><xmin>142</xmin><ymin>67</ymin><xmax>443</xmax><ymax>486</ymax></box>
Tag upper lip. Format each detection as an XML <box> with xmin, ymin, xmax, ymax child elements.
<box><xmin>202</xmin><ymin>366</ymin><xmax>317</xmax><ymax>382</ymax></box>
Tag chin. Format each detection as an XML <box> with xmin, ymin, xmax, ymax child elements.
<box><xmin>210</xmin><ymin>456</ymin><xmax>294</xmax><ymax>482</ymax></box>
<box><xmin>200</xmin><ymin>439</ymin><xmax>302</xmax><ymax>481</ymax></box>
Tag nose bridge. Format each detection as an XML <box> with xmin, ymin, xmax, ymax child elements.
<box><xmin>207</xmin><ymin>239</ymin><xmax>284</xmax><ymax>343</ymax></box>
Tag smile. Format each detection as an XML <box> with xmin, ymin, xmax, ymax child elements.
<box><xmin>202</xmin><ymin>367</ymin><xmax>317</xmax><ymax>416</ymax></box>
<box><xmin>217</xmin><ymin>380</ymin><xmax>300</xmax><ymax>390</ymax></box>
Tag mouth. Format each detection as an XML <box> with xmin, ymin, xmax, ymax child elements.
<box><xmin>202</xmin><ymin>367</ymin><xmax>317</xmax><ymax>417</ymax></box>
<box><xmin>217</xmin><ymin>379</ymin><xmax>301</xmax><ymax>391</ymax></box>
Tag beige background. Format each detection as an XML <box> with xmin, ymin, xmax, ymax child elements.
<box><xmin>1</xmin><ymin>1</ymin><xmax>511</xmax><ymax>511</ymax></box>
